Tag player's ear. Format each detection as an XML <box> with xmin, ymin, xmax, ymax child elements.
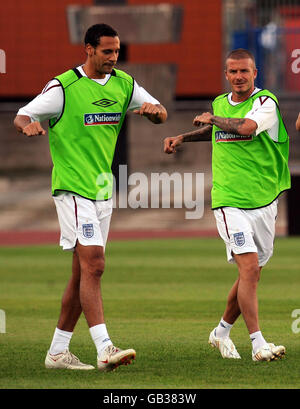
<box><xmin>224</xmin><ymin>60</ymin><xmax>228</xmax><ymax>80</ymax></box>
<box><xmin>85</xmin><ymin>44</ymin><xmax>94</xmax><ymax>57</ymax></box>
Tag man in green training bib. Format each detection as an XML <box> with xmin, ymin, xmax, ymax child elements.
<box><xmin>164</xmin><ymin>48</ymin><xmax>290</xmax><ymax>362</ymax></box>
<box><xmin>14</xmin><ymin>23</ymin><xmax>167</xmax><ymax>371</ymax></box>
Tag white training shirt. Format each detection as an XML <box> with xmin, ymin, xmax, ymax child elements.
<box><xmin>18</xmin><ymin>65</ymin><xmax>160</xmax><ymax>123</ymax></box>
<box><xmin>227</xmin><ymin>87</ymin><xmax>279</xmax><ymax>141</ymax></box>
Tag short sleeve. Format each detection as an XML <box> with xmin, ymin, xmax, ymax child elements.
<box><xmin>128</xmin><ymin>80</ymin><xmax>160</xmax><ymax>111</ymax></box>
<box><xmin>17</xmin><ymin>79</ymin><xmax>64</xmax><ymax>122</ymax></box>
<box><xmin>245</xmin><ymin>96</ymin><xmax>278</xmax><ymax>136</ymax></box>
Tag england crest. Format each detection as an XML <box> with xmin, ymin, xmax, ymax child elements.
<box><xmin>233</xmin><ymin>232</ymin><xmax>245</xmax><ymax>247</ymax></box>
<box><xmin>82</xmin><ymin>224</ymin><xmax>94</xmax><ymax>238</ymax></box>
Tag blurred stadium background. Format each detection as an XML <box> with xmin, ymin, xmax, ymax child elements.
<box><xmin>0</xmin><ymin>0</ymin><xmax>299</xmax><ymax>243</ymax></box>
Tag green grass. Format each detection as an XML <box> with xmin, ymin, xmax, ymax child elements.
<box><xmin>0</xmin><ymin>237</ymin><xmax>299</xmax><ymax>389</ymax></box>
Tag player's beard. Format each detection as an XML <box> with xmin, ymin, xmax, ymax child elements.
<box><xmin>234</xmin><ymin>82</ymin><xmax>253</xmax><ymax>96</ymax></box>
<box><xmin>98</xmin><ymin>62</ymin><xmax>115</xmax><ymax>75</ymax></box>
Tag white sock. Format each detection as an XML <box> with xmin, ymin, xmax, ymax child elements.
<box><xmin>250</xmin><ymin>331</ymin><xmax>267</xmax><ymax>354</ymax></box>
<box><xmin>215</xmin><ymin>318</ymin><xmax>233</xmax><ymax>338</ymax></box>
<box><xmin>89</xmin><ymin>323</ymin><xmax>113</xmax><ymax>357</ymax></box>
<box><xmin>49</xmin><ymin>327</ymin><xmax>73</xmax><ymax>355</ymax></box>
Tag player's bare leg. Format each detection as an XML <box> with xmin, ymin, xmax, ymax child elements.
<box><xmin>76</xmin><ymin>242</ymin><xmax>136</xmax><ymax>371</ymax></box>
<box><xmin>209</xmin><ymin>277</ymin><xmax>242</xmax><ymax>358</ymax></box>
<box><xmin>75</xmin><ymin>243</ymin><xmax>105</xmax><ymax>326</ymax></box>
<box><xmin>233</xmin><ymin>252</ymin><xmax>284</xmax><ymax>360</ymax></box>
<box><xmin>56</xmin><ymin>250</ymin><xmax>82</xmax><ymax>331</ymax></box>
<box><xmin>234</xmin><ymin>252</ymin><xmax>261</xmax><ymax>334</ymax></box>
<box><xmin>45</xmin><ymin>248</ymin><xmax>95</xmax><ymax>369</ymax></box>
<box><xmin>209</xmin><ymin>254</ymin><xmax>260</xmax><ymax>359</ymax></box>
<box><xmin>222</xmin><ymin>278</ymin><xmax>241</xmax><ymax>325</ymax></box>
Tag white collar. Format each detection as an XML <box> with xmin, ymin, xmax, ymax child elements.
<box><xmin>228</xmin><ymin>87</ymin><xmax>261</xmax><ymax>105</ymax></box>
<box><xmin>77</xmin><ymin>65</ymin><xmax>111</xmax><ymax>85</ymax></box>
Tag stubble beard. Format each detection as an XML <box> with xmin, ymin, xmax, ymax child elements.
<box><xmin>234</xmin><ymin>83</ymin><xmax>253</xmax><ymax>97</ymax></box>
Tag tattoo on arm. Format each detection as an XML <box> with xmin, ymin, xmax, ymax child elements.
<box><xmin>211</xmin><ymin>116</ymin><xmax>246</xmax><ymax>134</ymax></box>
<box><xmin>182</xmin><ymin>125</ymin><xmax>212</xmax><ymax>142</ymax></box>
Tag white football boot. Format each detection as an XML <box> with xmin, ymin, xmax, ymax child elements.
<box><xmin>97</xmin><ymin>344</ymin><xmax>136</xmax><ymax>372</ymax></box>
<box><xmin>252</xmin><ymin>343</ymin><xmax>286</xmax><ymax>362</ymax></box>
<box><xmin>209</xmin><ymin>328</ymin><xmax>241</xmax><ymax>359</ymax></box>
<box><xmin>45</xmin><ymin>349</ymin><xmax>95</xmax><ymax>370</ymax></box>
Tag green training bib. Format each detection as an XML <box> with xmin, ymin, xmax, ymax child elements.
<box><xmin>211</xmin><ymin>89</ymin><xmax>290</xmax><ymax>209</ymax></box>
<box><xmin>48</xmin><ymin>68</ymin><xmax>134</xmax><ymax>200</ymax></box>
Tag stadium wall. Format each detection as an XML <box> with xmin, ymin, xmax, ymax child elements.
<box><xmin>127</xmin><ymin>0</ymin><xmax>223</xmax><ymax>97</ymax></box>
<box><xmin>0</xmin><ymin>0</ymin><xmax>223</xmax><ymax>99</ymax></box>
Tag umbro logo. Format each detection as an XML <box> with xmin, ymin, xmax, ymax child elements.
<box><xmin>92</xmin><ymin>98</ymin><xmax>117</xmax><ymax>107</ymax></box>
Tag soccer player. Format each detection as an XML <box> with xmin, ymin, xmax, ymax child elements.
<box><xmin>164</xmin><ymin>48</ymin><xmax>290</xmax><ymax>362</ymax></box>
<box><xmin>296</xmin><ymin>113</ymin><xmax>300</xmax><ymax>131</ymax></box>
<box><xmin>14</xmin><ymin>23</ymin><xmax>167</xmax><ymax>371</ymax></box>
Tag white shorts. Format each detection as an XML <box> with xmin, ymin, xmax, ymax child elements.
<box><xmin>53</xmin><ymin>192</ymin><xmax>113</xmax><ymax>251</ymax></box>
<box><xmin>214</xmin><ymin>200</ymin><xmax>278</xmax><ymax>267</ymax></box>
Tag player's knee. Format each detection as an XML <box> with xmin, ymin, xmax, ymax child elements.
<box><xmin>82</xmin><ymin>255</ymin><xmax>105</xmax><ymax>279</ymax></box>
<box><xmin>77</xmin><ymin>244</ymin><xmax>106</xmax><ymax>279</ymax></box>
<box><xmin>239</xmin><ymin>263</ymin><xmax>260</xmax><ymax>283</ymax></box>
<box><xmin>90</xmin><ymin>257</ymin><xmax>105</xmax><ymax>279</ymax></box>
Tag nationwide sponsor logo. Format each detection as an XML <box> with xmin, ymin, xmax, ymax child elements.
<box><xmin>92</xmin><ymin>98</ymin><xmax>117</xmax><ymax>107</ymax></box>
<box><xmin>215</xmin><ymin>131</ymin><xmax>253</xmax><ymax>142</ymax></box>
<box><xmin>233</xmin><ymin>232</ymin><xmax>245</xmax><ymax>247</ymax></box>
<box><xmin>82</xmin><ymin>223</ymin><xmax>94</xmax><ymax>238</ymax></box>
<box><xmin>84</xmin><ymin>112</ymin><xmax>122</xmax><ymax>126</ymax></box>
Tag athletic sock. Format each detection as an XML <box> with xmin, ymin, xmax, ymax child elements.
<box><xmin>89</xmin><ymin>323</ymin><xmax>113</xmax><ymax>357</ymax></box>
<box><xmin>215</xmin><ymin>318</ymin><xmax>233</xmax><ymax>338</ymax></box>
<box><xmin>250</xmin><ymin>330</ymin><xmax>267</xmax><ymax>354</ymax></box>
<box><xmin>49</xmin><ymin>327</ymin><xmax>73</xmax><ymax>355</ymax></box>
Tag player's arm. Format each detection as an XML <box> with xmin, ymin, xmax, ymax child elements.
<box><xmin>129</xmin><ymin>80</ymin><xmax>167</xmax><ymax>124</ymax></box>
<box><xmin>296</xmin><ymin>113</ymin><xmax>300</xmax><ymax>131</ymax></box>
<box><xmin>133</xmin><ymin>102</ymin><xmax>167</xmax><ymax>124</ymax></box>
<box><xmin>164</xmin><ymin>124</ymin><xmax>212</xmax><ymax>154</ymax></box>
<box><xmin>13</xmin><ymin>79</ymin><xmax>63</xmax><ymax>137</ymax></box>
<box><xmin>14</xmin><ymin>115</ymin><xmax>46</xmax><ymax>136</ymax></box>
<box><xmin>193</xmin><ymin>112</ymin><xmax>257</xmax><ymax>136</ymax></box>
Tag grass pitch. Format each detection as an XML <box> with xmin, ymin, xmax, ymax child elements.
<box><xmin>0</xmin><ymin>236</ymin><xmax>299</xmax><ymax>389</ymax></box>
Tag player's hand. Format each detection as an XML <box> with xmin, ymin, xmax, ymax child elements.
<box><xmin>22</xmin><ymin>121</ymin><xmax>46</xmax><ymax>137</ymax></box>
<box><xmin>133</xmin><ymin>102</ymin><xmax>160</xmax><ymax>117</ymax></box>
<box><xmin>193</xmin><ymin>112</ymin><xmax>213</xmax><ymax>127</ymax></box>
<box><xmin>296</xmin><ymin>112</ymin><xmax>300</xmax><ymax>131</ymax></box>
<box><xmin>133</xmin><ymin>103</ymin><xmax>167</xmax><ymax>123</ymax></box>
<box><xmin>164</xmin><ymin>135</ymin><xmax>183</xmax><ymax>154</ymax></box>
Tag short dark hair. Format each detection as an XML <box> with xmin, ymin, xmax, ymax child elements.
<box><xmin>225</xmin><ymin>48</ymin><xmax>256</xmax><ymax>69</ymax></box>
<box><xmin>84</xmin><ymin>24</ymin><xmax>118</xmax><ymax>48</ymax></box>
